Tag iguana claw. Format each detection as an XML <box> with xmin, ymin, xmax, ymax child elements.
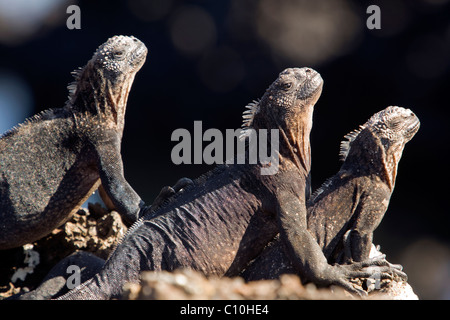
<box><xmin>172</xmin><ymin>177</ymin><xmax>194</xmax><ymax>192</ymax></box>
<box><xmin>150</xmin><ymin>177</ymin><xmax>194</xmax><ymax>209</ymax></box>
<box><xmin>337</xmin><ymin>255</ymin><xmax>408</xmax><ymax>292</ymax></box>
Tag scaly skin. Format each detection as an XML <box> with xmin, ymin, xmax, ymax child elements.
<box><xmin>57</xmin><ymin>68</ymin><xmax>397</xmax><ymax>300</ymax></box>
<box><xmin>241</xmin><ymin>106</ymin><xmax>420</xmax><ymax>284</ymax></box>
<box><xmin>9</xmin><ymin>177</ymin><xmax>194</xmax><ymax>300</ymax></box>
<box><xmin>0</xmin><ymin>36</ymin><xmax>147</xmax><ymax>249</ymax></box>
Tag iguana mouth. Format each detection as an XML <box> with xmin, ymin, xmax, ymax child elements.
<box><xmin>400</xmin><ymin>108</ymin><xmax>420</xmax><ymax>140</ymax></box>
<box><xmin>130</xmin><ymin>41</ymin><xmax>148</xmax><ymax>69</ymax></box>
<box><xmin>298</xmin><ymin>71</ymin><xmax>323</xmax><ymax>102</ymax></box>
<box><xmin>405</xmin><ymin>118</ymin><xmax>420</xmax><ymax>140</ymax></box>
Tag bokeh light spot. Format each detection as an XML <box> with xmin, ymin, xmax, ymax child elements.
<box><xmin>170</xmin><ymin>5</ymin><xmax>217</xmax><ymax>56</ymax></box>
<box><xmin>0</xmin><ymin>71</ymin><xmax>33</xmax><ymax>135</ymax></box>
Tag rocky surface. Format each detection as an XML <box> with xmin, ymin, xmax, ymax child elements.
<box><xmin>123</xmin><ymin>269</ymin><xmax>353</xmax><ymax>300</ymax></box>
<box><xmin>122</xmin><ymin>268</ymin><xmax>417</xmax><ymax>300</ymax></box>
<box><xmin>0</xmin><ymin>203</ymin><xmax>127</xmax><ymax>299</ymax></box>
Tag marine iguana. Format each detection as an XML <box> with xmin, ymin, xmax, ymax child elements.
<box><xmin>241</xmin><ymin>106</ymin><xmax>420</xmax><ymax>281</ymax></box>
<box><xmin>0</xmin><ymin>36</ymin><xmax>147</xmax><ymax>249</ymax></box>
<box><xmin>57</xmin><ymin>67</ymin><xmax>398</xmax><ymax>300</ymax></box>
<box><xmin>6</xmin><ymin>177</ymin><xmax>193</xmax><ymax>300</ymax></box>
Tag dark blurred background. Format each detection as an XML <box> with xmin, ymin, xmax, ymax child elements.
<box><xmin>0</xmin><ymin>0</ymin><xmax>448</xmax><ymax>299</ymax></box>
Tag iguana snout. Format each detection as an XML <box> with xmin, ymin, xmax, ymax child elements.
<box><xmin>93</xmin><ymin>35</ymin><xmax>148</xmax><ymax>75</ymax></box>
<box><xmin>366</xmin><ymin>106</ymin><xmax>420</xmax><ymax>143</ymax></box>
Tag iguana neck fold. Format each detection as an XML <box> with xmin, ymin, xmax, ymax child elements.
<box><xmin>70</xmin><ymin>65</ymin><xmax>134</xmax><ymax>134</ymax></box>
<box><xmin>381</xmin><ymin>141</ymin><xmax>404</xmax><ymax>191</ymax></box>
<box><xmin>269</xmin><ymin>105</ymin><xmax>313</xmax><ymax>174</ymax></box>
<box><xmin>341</xmin><ymin>129</ymin><xmax>395</xmax><ymax>191</ymax></box>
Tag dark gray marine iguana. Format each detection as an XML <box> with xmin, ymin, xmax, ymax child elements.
<box><xmin>241</xmin><ymin>106</ymin><xmax>420</xmax><ymax>282</ymax></box>
<box><xmin>0</xmin><ymin>36</ymin><xmax>147</xmax><ymax>250</ymax></box>
<box><xmin>57</xmin><ymin>67</ymin><xmax>400</xmax><ymax>300</ymax></box>
<box><xmin>17</xmin><ymin>107</ymin><xmax>416</xmax><ymax>300</ymax></box>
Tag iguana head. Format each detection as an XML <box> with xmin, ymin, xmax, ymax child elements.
<box><xmin>263</xmin><ymin>67</ymin><xmax>323</xmax><ymax>113</ymax></box>
<box><xmin>91</xmin><ymin>35</ymin><xmax>147</xmax><ymax>82</ymax></box>
<box><xmin>364</xmin><ymin>106</ymin><xmax>420</xmax><ymax>144</ymax></box>
<box><xmin>69</xmin><ymin>36</ymin><xmax>147</xmax><ymax>131</ymax></box>
<box><xmin>241</xmin><ymin>67</ymin><xmax>323</xmax><ymax>172</ymax></box>
<box><xmin>340</xmin><ymin>106</ymin><xmax>420</xmax><ymax>188</ymax></box>
<box><xmin>242</xmin><ymin>68</ymin><xmax>323</xmax><ymax>131</ymax></box>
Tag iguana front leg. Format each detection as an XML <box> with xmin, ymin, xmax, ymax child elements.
<box><xmin>100</xmin><ymin>176</ymin><xmax>193</xmax><ymax>215</ymax></box>
<box><xmin>343</xmin><ymin>193</ymin><xmax>389</xmax><ymax>263</ymax></box>
<box><xmin>342</xmin><ymin>229</ymin><xmax>373</xmax><ymax>263</ymax></box>
<box><xmin>93</xmin><ymin>132</ymin><xmax>144</xmax><ymax>225</ymax></box>
<box><xmin>276</xmin><ymin>190</ymin><xmax>398</xmax><ymax>295</ymax></box>
<box><xmin>337</xmin><ymin>193</ymin><xmax>407</xmax><ymax>280</ymax></box>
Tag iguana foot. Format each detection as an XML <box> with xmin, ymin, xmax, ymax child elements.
<box><xmin>172</xmin><ymin>177</ymin><xmax>194</xmax><ymax>192</ymax></box>
<box><xmin>150</xmin><ymin>178</ymin><xmax>194</xmax><ymax>209</ymax></box>
<box><xmin>369</xmin><ymin>244</ymin><xmax>405</xmax><ymax>274</ymax></box>
<box><xmin>340</xmin><ymin>254</ymin><xmax>407</xmax><ymax>281</ymax></box>
<box><xmin>150</xmin><ymin>186</ymin><xmax>175</xmax><ymax>209</ymax></box>
<box><xmin>339</xmin><ymin>236</ymin><xmax>407</xmax><ymax>281</ymax></box>
<box><xmin>330</xmin><ymin>255</ymin><xmax>408</xmax><ymax>296</ymax></box>
<box><xmin>354</xmin><ymin>255</ymin><xmax>407</xmax><ymax>280</ymax></box>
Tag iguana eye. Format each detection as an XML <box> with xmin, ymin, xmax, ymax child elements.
<box><xmin>281</xmin><ymin>82</ymin><xmax>293</xmax><ymax>90</ymax></box>
<box><xmin>112</xmin><ymin>50</ymin><xmax>126</xmax><ymax>60</ymax></box>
